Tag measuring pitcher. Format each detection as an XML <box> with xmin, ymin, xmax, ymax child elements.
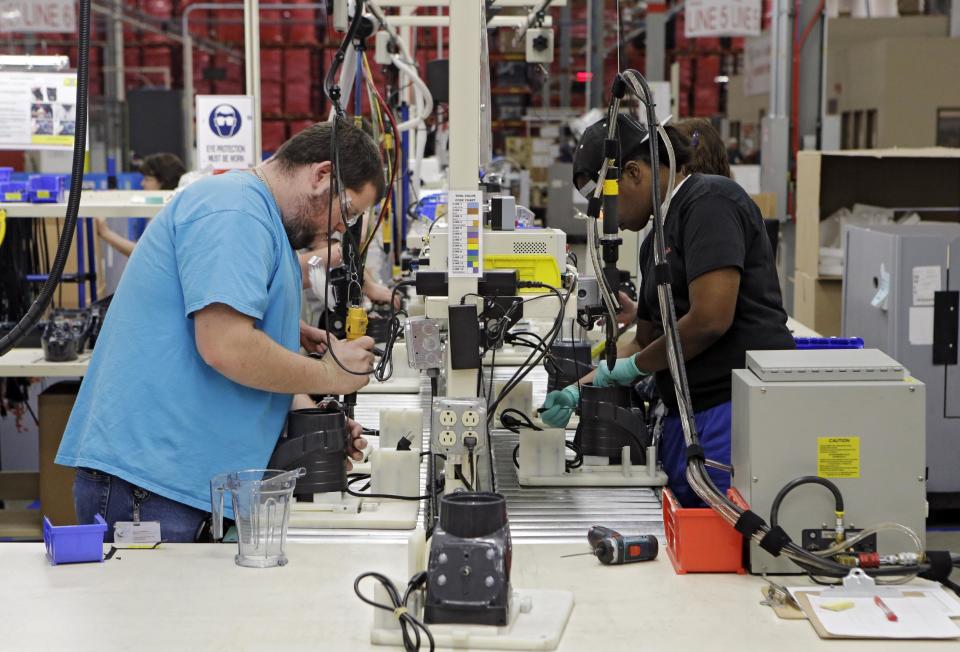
<box><xmin>210</xmin><ymin>468</ymin><xmax>305</xmax><ymax>568</ymax></box>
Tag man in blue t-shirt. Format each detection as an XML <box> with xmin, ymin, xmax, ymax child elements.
<box><xmin>56</xmin><ymin>120</ymin><xmax>385</xmax><ymax>541</ymax></box>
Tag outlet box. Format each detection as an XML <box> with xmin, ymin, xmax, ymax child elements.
<box><xmin>405</xmin><ymin>317</ymin><xmax>443</xmax><ymax>370</ymax></box>
<box><xmin>431</xmin><ymin>397</ymin><xmax>487</xmax><ymax>456</ymax></box>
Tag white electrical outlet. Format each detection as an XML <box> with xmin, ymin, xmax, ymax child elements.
<box><xmin>432</xmin><ymin>398</ymin><xmax>488</xmax><ymax>455</ymax></box>
<box><xmin>438</xmin><ymin>431</ymin><xmax>458</xmax><ymax>447</ymax></box>
<box><xmin>439</xmin><ymin>410</ymin><xmax>458</xmax><ymax>427</ymax></box>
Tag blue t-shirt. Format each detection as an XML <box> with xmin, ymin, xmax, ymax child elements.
<box><xmin>56</xmin><ymin>172</ymin><xmax>302</xmax><ymax>512</ymax></box>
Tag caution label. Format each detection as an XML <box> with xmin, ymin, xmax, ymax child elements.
<box><xmin>818</xmin><ymin>437</ymin><xmax>860</xmax><ymax>479</ymax></box>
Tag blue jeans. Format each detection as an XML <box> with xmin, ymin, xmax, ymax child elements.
<box><xmin>73</xmin><ymin>468</ymin><xmax>209</xmax><ymax>543</ymax></box>
<box><xmin>660</xmin><ymin>401</ymin><xmax>732</xmax><ymax>508</ymax></box>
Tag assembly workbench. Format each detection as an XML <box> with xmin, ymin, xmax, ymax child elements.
<box><xmin>1</xmin><ymin>540</ymin><xmax>954</xmax><ymax>652</ymax></box>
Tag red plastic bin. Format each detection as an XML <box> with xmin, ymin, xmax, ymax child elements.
<box><xmin>662</xmin><ymin>488</ymin><xmax>745</xmax><ymax>574</ymax></box>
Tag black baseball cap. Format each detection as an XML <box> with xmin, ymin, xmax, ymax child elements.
<box><xmin>572</xmin><ymin>113</ymin><xmax>653</xmax><ymax>198</ymax></box>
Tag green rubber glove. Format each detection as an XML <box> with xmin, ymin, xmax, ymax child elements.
<box><xmin>539</xmin><ymin>385</ymin><xmax>580</xmax><ymax>428</ymax></box>
<box><xmin>593</xmin><ymin>354</ymin><xmax>645</xmax><ymax>388</ymax></box>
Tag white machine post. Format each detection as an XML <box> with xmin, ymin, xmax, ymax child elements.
<box><xmin>445</xmin><ymin>0</ymin><xmax>482</xmax><ymax>399</ymax></box>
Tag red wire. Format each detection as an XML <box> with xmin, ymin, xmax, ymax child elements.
<box><xmin>361</xmin><ymin>79</ymin><xmax>402</xmax><ymax>258</ymax></box>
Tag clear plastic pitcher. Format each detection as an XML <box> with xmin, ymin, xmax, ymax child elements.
<box><xmin>210</xmin><ymin>468</ymin><xmax>305</xmax><ymax>568</ymax></box>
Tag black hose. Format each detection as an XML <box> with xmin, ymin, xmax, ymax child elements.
<box><xmin>0</xmin><ymin>0</ymin><xmax>90</xmax><ymax>356</ymax></box>
<box><xmin>770</xmin><ymin>476</ymin><xmax>844</xmax><ymax>529</ymax></box>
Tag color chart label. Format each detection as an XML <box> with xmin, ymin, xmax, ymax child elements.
<box><xmin>448</xmin><ymin>190</ymin><xmax>484</xmax><ymax>277</ymax></box>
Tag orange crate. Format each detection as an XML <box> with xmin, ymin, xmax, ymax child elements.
<box><xmin>662</xmin><ymin>488</ymin><xmax>745</xmax><ymax>574</ymax></box>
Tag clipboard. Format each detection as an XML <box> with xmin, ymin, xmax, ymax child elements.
<box><xmin>794</xmin><ymin>591</ymin><xmax>960</xmax><ymax>640</ymax></box>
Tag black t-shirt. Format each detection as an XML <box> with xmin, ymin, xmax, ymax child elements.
<box><xmin>636</xmin><ymin>173</ymin><xmax>795</xmax><ymax>413</ymax></box>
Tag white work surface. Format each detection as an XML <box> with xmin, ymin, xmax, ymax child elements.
<box><xmin>2</xmin><ymin>542</ymin><xmax>954</xmax><ymax>652</ymax></box>
<box><xmin>1</xmin><ymin>190</ymin><xmax>171</xmax><ymax>218</ymax></box>
<box><xmin>0</xmin><ymin>348</ymin><xmax>90</xmax><ymax>377</ymax></box>
<box><xmin>0</xmin><ymin>348</ymin><xmax>416</xmax><ymax>395</ymax></box>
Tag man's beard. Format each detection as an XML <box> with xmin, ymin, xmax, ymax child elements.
<box><xmin>282</xmin><ymin>188</ymin><xmax>329</xmax><ymax>250</ymax></box>
<box><xmin>283</xmin><ymin>212</ymin><xmax>314</xmax><ymax>250</ymax></box>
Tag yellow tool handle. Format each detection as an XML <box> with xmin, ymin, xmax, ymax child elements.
<box><xmin>345</xmin><ymin>306</ymin><xmax>369</xmax><ymax>340</ymax></box>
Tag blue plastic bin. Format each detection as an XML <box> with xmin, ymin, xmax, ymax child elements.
<box><xmin>794</xmin><ymin>336</ymin><xmax>864</xmax><ymax>350</ymax></box>
<box><xmin>27</xmin><ymin>174</ymin><xmax>64</xmax><ymax>203</ymax></box>
<box><xmin>43</xmin><ymin>514</ymin><xmax>107</xmax><ymax>565</ymax></box>
<box><xmin>416</xmin><ymin>192</ymin><xmax>447</xmax><ymax>222</ymax></box>
<box><xmin>0</xmin><ymin>167</ymin><xmax>12</xmax><ymax>183</ymax></box>
<box><xmin>0</xmin><ymin>181</ymin><xmax>27</xmax><ymax>202</ymax></box>
<box><xmin>116</xmin><ymin>172</ymin><xmax>144</xmax><ymax>190</ymax></box>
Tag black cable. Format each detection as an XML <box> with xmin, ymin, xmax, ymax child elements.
<box><xmin>0</xmin><ymin>0</ymin><xmax>89</xmax><ymax>355</ymax></box>
<box><xmin>345</xmin><ymin>473</ymin><xmax>438</xmax><ymax>502</ymax></box>
<box><xmin>770</xmin><ymin>476</ymin><xmax>845</xmax><ymax>529</ymax></box>
<box><xmin>486</xmin><ymin>281</ymin><xmax>569</xmax><ymax>422</ymax></box>
<box><xmin>354</xmin><ymin>572</ymin><xmax>434</xmax><ymax>652</ymax></box>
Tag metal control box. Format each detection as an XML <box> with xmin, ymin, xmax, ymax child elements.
<box><xmin>732</xmin><ymin>349</ymin><xmax>927</xmax><ymax>574</ymax></box>
<box><xmin>843</xmin><ymin>223</ymin><xmax>960</xmax><ymax>496</ymax></box>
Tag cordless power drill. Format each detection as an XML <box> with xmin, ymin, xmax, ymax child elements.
<box><xmin>587</xmin><ymin>525</ymin><xmax>659</xmax><ymax>565</ymax></box>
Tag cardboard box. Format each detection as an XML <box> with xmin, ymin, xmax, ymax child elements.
<box><xmin>750</xmin><ymin>192</ymin><xmax>777</xmax><ymax>219</ymax></box>
<box><xmin>793</xmin><ymin>270</ymin><xmax>842</xmax><ymax>337</ymax></box>
<box><xmin>39</xmin><ymin>381</ymin><xmax>81</xmax><ymax>526</ymax></box>
<box><xmin>505</xmin><ymin>137</ymin><xmax>532</xmax><ymax>168</ymax></box>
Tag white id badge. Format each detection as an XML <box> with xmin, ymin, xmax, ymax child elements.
<box><xmin>113</xmin><ymin>521</ymin><xmax>162</xmax><ymax>546</ymax></box>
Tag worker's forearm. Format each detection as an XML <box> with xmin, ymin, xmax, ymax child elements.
<box><xmin>101</xmin><ymin>230</ymin><xmax>136</xmax><ymax>257</ymax></box>
<box><xmin>292</xmin><ymin>393</ymin><xmax>316</xmax><ymax>410</ymax></box>
<box><xmin>206</xmin><ymin>327</ymin><xmax>330</xmax><ymax>395</ymax></box>
<box><xmin>633</xmin><ymin>313</ymin><xmax>727</xmax><ymax>373</ymax></box>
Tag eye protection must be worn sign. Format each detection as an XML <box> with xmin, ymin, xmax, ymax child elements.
<box><xmin>196</xmin><ymin>95</ymin><xmax>255</xmax><ymax>170</ymax></box>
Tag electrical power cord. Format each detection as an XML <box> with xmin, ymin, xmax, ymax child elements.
<box><xmin>0</xmin><ymin>0</ymin><xmax>90</xmax><ymax>356</ymax></box>
<box><xmin>345</xmin><ymin>472</ymin><xmax>441</xmax><ymax>502</ymax></box>
<box><xmin>354</xmin><ymin>571</ymin><xmax>434</xmax><ymax>652</ymax></box>
<box><xmin>484</xmin><ymin>274</ymin><xmax>575</xmax><ymax>426</ymax></box>
<box><xmin>372</xmin><ymin>279</ymin><xmax>416</xmax><ymax>382</ymax></box>
<box><xmin>502</xmin><ymin>408</ymin><xmax>583</xmax><ymax>471</ymax></box>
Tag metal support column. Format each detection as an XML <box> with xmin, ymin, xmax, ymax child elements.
<box><xmin>559</xmin><ymin>0</ymin><xmax>571</xmax><ymax>107</ymax></box>
<box><xmin>243</xmin><ymin>0</ymin><xmax>263</xmax><ymax>161</ymax></box>
<box><xmin>589</xmin><ymin>0</ymin><xmax>605</xmax><ymax>108</ymax></box>
<box><xmin>645</xmin><ymin>7</ymin><xmax>667</xmax><ymax>82</ymax></box>
<box><xmin>761</xmin><ymin>0</ymin><xmax>793</xmax><ymax>309</ymax></box>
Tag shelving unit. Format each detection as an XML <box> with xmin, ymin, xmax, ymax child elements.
<box><xmin>794</xmin><ymin>148</ymin><xmax>960</xmax><ymax>336</ymax></box>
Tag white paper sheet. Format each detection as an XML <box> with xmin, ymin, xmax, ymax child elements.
<box><xmin>912</xmin><ymin>266</ymin><xmax>942</xmax><ymax>307</ymax></box>
<box><xmin>909</xmin><ymin>306</ymin><xmax>935</xmax><ymax>346</ymax></box>
<box><xmin>789</xmin><ymin>585</ymin><xmax>960</xmax><ymax>618</ymax></box>
<box><xmin>806</xmin><ymin>595</ymin><xmax>960</xmax><ymax>639</ymax></box>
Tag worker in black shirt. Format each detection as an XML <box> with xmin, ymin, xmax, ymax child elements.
<box><xmin>540</xmin><ymin>115</ymin><xmax>794</xmax><ymax>507</ymax></box>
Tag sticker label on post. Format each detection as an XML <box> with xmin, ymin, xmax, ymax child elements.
<box><xmin>448</xmin><ymin>190</ymin><xmax>483</xmax><ymax>278</ymax></box>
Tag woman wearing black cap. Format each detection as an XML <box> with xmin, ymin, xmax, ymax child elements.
<box><xmin>540</xmin><ymin>114</ymin><xmax>794</xmax><ymax>507</ymax></box>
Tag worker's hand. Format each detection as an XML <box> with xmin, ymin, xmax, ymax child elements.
<box><xmin>344</xmin><ymin>417</ymin><xmax>368</xmax><ymax>471</ymax></box>
<box><xmin>318</xmin><ymin>335</ymin><xmax>375</xmax><ymax>394</ymax></box>
<box><xmin>539</xmin><ymin>385</ymin><xmax>580</xmax><ymax>428</ymax></box>
<box><xmin>299</xmin><ymin>320</ymin><xmax>334</xmax><ymax>354</ymax></box>
<box><xmin>94</xmin><ymin>217</ymin><xmax>109</xmax><ymax>238</ymax></box>
<box><xmin>617</xmin><ymin>291</ymin><xmax>638</xmax><ymax>327</ymax></box>
<box><xmin>593</xmin><ymin>354</ymin><xmax>646</xmax><ymax>388</ymax></box>
<box><xmin>366</xmin><ymin>282</ymin><xmax>401</xmax><ymax>310</ymax></box>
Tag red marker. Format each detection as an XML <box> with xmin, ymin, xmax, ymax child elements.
<box><xmin>874</xmin><ymin>596</ymin><xmax>898</xmax><ymax>622</ymax></box>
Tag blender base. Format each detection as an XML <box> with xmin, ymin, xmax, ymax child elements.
<box><xmin>370</xmin><ymin>588</ymin><xmax>574</xmax><ymax>651</ymax></box>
